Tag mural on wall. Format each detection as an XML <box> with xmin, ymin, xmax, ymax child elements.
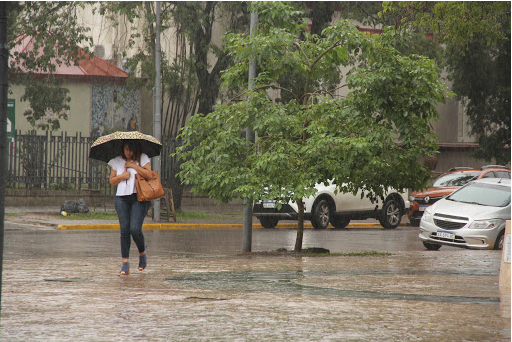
<box><xmin>91</xmin><ymin>85</ymin><xmax>140</xmax><ymax>136</ymax></box>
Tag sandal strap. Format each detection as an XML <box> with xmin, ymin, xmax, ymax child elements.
<box><xmin>120</xmin><ymin>262</ymin><xmax>130</xmax><ymax>274</ymax></box>
<box><xmin>138</xmin><ymin>253</ymin><xmax>147</xmax><ymax>270</ymax></box>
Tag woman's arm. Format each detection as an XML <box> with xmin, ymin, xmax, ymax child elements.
<box><xmin>109</xmin><ymin>167</ymin><xmax>130</xmax><ymax>186</ymax></box>
<box><xmin>125</xmin><ymin>161</ymin><xmax>153</xmax><ymax>179</ymax></box>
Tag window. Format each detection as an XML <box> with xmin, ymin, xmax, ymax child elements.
<box><xmin>494</xmin><ymin>171</ymin><xmax>511</xmax><ymax>179</ymax></box>
<box><xmin>448</xmin><ymin>183</ymin><xmax>511</xmax><ymax>207</ymax></box>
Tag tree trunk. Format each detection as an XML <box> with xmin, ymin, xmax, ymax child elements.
<box><xmin>294</xmin><ymin>199</ymin><xmax>304</xmax><ymax>252</ymax></box>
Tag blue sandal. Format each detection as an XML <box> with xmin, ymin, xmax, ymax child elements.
<box><xmin>120</xmin><ymin>261</ymin><xmax>130</xmax><ymax>275</ymax></box>
<box><xmin>138</xmin><ymin>251</ymin><xmax>147</xmax><ymax>271</ymax></box>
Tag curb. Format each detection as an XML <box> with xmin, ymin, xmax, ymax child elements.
<box><xmin>56</xmin><ymin>222</ymin><xmax>407</xmax><ymax>230</ymax></box>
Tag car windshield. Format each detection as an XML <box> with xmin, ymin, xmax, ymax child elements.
<box><xmin>447</xmin><ymin>182</ymin><xmax>511</xmax><ymax>207</ymax></box>
<box><xmin>432</xmin><ymin>172</ymin><xmax>480</xmax><ymax>187</ymax></box>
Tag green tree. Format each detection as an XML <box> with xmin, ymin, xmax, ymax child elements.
<box><xmin>100</xmin><ymin>2</ymin><xmax>248</xmax><ymax>209</ymax></box>
<box><xmin>176</xmin><ymin>3</ymin><xmax>449</xmax><ymax>252</ymax></box>
<box><xmin>8</xmin><ymin>2</ymin><xmax>93</xmax><ymax>131</ymax></box>
<box><xmin>100</xmin><ymin>2</ymin><xmax>248</xmax><ymax>136</ymax></box>
<box><xmin>381</xmin><ymin>1</ymin><xmax>511</xmax><ymax>165</ymax></box>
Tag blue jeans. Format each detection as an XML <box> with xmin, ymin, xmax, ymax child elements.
<box><xmin>115</xmin><ymin>194</ymin><xmax>150</xmax><ymax>259</ymax></box>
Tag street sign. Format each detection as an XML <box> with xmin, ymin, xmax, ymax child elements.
<box><xmin>7</xmin><ymin>98</ymin><xmax>14</xmax><ymax>142</ymax></box>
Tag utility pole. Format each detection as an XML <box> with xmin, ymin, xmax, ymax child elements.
<box><xmin>153</xmin><ymin>1</ymin><xmax>162</xmax><ymax>221</ymax></box>
<box><xmin>0</xmin><ymin>2</ymin><xmax>8</xmax><ymax>318</ymax></box>
<box><xmin>242</xmin><ymin>10</ymin><xmax>258</xmax><ymax>252</ymax></box>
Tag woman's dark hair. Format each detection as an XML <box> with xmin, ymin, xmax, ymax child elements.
<box><xmin>121</xmin><ymin>140</ymin><xmax>142</xmax><ymax>163</ymax></box>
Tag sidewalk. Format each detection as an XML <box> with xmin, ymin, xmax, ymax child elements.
<box><xmin>4</xmin><ymin>205</ymin><xmax>398</xmax><ymax>230</ymax></box>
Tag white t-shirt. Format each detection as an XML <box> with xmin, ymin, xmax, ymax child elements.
<box><xmin>108</xmin><ymin>153</ymin><xmax>150</xmax><ymax>196</ymax></box>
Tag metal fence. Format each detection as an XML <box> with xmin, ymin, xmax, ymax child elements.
<box><xmin>6</xmin><ymin>130</ymin><xmax>181</xmax><ymax>197</ymax></box>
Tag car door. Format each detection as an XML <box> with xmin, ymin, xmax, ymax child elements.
<box><xmin>333</xmin><ymin>186</ymin><xmax>375</xmax><ymax>212</ymax></box>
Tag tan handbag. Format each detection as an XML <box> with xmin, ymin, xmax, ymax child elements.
<box><xmin>135</xmin><ymin>171</ymin><xmax>165</xmax><ymax>201</ymax></box>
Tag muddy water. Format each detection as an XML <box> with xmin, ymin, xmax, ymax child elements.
<box><xmin>1</xmin><ymin>251</ymin><xmax>509</xmax><ymax>341</ymax></box>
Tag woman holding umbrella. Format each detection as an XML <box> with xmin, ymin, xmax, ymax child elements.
<box><xmin>89</xmin><ymin>131</ymin><xmax>162</xmax><ymax>275</ymax></box>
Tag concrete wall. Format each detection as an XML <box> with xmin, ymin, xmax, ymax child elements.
<box><xmin>435</xmin><ymin>149</ymin><xmax>501</xmax><ymax>173</ymax></box>
<box><xmin>11</xmin><ymin>80</ymin><xmax>144</xmax><ymax>137</ymax></box>
<box><xmin>5</xmin><ymin>189</ymin><xmax>112</xmax><ymax>209</ymax></box>
<box><xmin>90</xmin><ymin>84</ymin><xmax>141</xmax><ymax>136</ymax></box>
<box><xmin>10</xmin><ymin>82</ymin><xmax>92</xmax><ymax>135</ymax></box>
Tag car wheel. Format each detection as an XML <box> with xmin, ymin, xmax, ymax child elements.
<box><xmin>258</xmin><ymin>217</ymin><xmax>279</xmax><ymax>229</ymax></box>
<box><xmin>494</xmin><ymin>230</ymin><xmax>505</xmax><ymax>250</ymax></box>
<box><xmin>379</xmin><ymin>199</ymin><xmax>402</xmax><ymax>229</ymax></box>
<box><xmin>409</xmin><ymin>217</ymin><xmax>421</xmax><ymax>227</ymax></box>
<box><xmin>311</xmin><ymin>199</ymin><xmax>331</xmax><ymax>230</ymax></box>
<box><xmin>331</xmin><ymin>216</ymin><xmax>350</xmax><ymax>229</ymax></box>
<box><xmin>423</xmin><ymin>241</ymin><xmax>442</xmax><ymax>250</ymax></box>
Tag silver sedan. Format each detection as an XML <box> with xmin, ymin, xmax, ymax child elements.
<box><xmin>419</xmin><ymin>178</ymin><xmax>510</xmax><ymax>250</ymax></box>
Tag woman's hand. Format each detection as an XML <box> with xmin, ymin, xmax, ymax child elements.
<box><xmin>109</xmin><ymin>166</ymin><xmax>131</xmax><ymax>185</ymax></box>
<box><xmin>125</xmin><ymin>160</ymin><xmax>152</xmax><ymax>180</ymax></box>
<box><xmin>125</xmin><ymin>161</ymin><xmax>138</xmax><ymax>169</ymax></box>
<box><xmin>120</xmin><ymin>167</ymin><xmax>131</xmax><ymax>180</ymax></box>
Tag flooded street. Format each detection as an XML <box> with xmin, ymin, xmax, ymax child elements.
<box><xmin>1</xmin><ymin>225</ymin><xmax>510</xmax><ymax>341</ymax></box>
<box><xmin>3</xmin><ymin>224</ymin><xmax>441</xmax><ymax>257</ymax></box>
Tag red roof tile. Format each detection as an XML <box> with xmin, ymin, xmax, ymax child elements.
<box><xmin>11</xmin><ymin>35</ymin><xmax>128</xmax><ymax>80</ymax></box>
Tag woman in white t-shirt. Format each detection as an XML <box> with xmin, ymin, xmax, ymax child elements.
<box><xmin>108</xmin><ymin>140</ymin><xmax>152</xmax><ymax>275</ymax></box>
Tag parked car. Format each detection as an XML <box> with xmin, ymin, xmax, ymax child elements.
<box><xmin>253</xmin><ymin>181</ymin><xmax>410</xmax><ymax>229</ymax></box>
<box><xmin>418</xmin><ymin>178</ymin><xmax>511</xmax><ymax>250</ymax></box>
<box><xmin>408</xmin><ymin>166</ymin><xmax>511</xmax><ymax>226</ymax></box>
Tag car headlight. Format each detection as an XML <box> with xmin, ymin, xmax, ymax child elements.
<box><xmin>468</xmin><ymin>219</ymin><xmax>504</xmax><ymax>230</ymax></box>
<box><xmin>421</xmin><ymin>207</ymin><xmax>433</xmax><ymax>223</ymax></box>
<box><xmin>409</xmin><ymin>195</ymin><xmax>415</xmax><ymax>202</ymax></box>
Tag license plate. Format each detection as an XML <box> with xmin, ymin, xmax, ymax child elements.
<box><xmin>419</xmin><ymin>206</ymin><xmax>428</xmax><ymax>212</ymax></box>
<box><xmin>263</xmin><ymin>202</ymin><xmax>275</xmax><ymax>209</ymax></box>
<box><xmin>437</xmin><ymin>231</ymin><xmax>455</xmax><ymax>239</ymax></box>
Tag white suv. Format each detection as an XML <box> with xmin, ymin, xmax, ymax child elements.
<box><xmin>253</xmin><ymin>181</ymin><xmax>410</xmax><ymax>229</ymax></box>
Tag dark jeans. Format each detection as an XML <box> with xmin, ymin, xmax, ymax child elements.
<box><xmin>114</xmin><ymin>194</ymin><xmax>150</xmax><ymax>259</ymax></box>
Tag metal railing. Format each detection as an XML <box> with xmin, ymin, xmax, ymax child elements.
<box><xmin>6</xmin><ymin>130</ymin><xmax>181</xmax><ymax>197</ymax></box>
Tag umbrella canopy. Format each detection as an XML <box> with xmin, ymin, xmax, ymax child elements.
<box><xmin>89</xmin><ymin>131</ymin><xmax>162</xmax><ymax>163</ymax></box>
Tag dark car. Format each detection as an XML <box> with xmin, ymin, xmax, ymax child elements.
<box><xmin>408</xmin><ymin>166</ymin><xmax>511</xmax><ymax>226</ymax></box>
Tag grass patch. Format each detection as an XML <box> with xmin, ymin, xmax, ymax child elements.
<box><xmin>58</xmin><ymin>211</ymin><xmax>118</xmax><ymax>220</ymax></box>
<box><xmin>175</xmin><ymin>211</ymin><xmax>241</xmax><ymax>220</ymax></box>
<box><xmin>56</xmin><ymin>210</ymin><xmax>240</xmax><ymax>221</ymax></box>
<box><xmin>5</xmin><ymin>213</ymin><xmax>21</xmax><ymax>217</ymax></box>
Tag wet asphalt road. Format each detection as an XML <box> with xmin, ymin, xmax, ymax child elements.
<box><xmin>1</xmin><ymin>222</ymin><xmax>510</xmax><ymax>341</ymax></box>
<box><xmin>3</xmin><ymin>222</ymin><xmax>459</xmax><ymax>258</ymax></box>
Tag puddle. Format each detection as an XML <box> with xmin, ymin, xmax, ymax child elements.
<box><xmin>167</xmin><ymin>269</ymin><xmax>500</xmax><ymax>305</ymax></box>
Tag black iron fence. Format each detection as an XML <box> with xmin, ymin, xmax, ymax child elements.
<box><xmin>6</xmin><ymin>130</ymin><xmax>181</xmax><ymax>197</ymax></box>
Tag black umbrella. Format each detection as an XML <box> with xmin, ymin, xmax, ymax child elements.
<box><xmin>89</xmin><ymin>131</ymin><xmax>162</xmax><ymax>163</ymax></box>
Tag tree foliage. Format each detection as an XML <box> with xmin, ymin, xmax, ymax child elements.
<box><xmin>8</xmin><ymin>2</ymin><xmax>93</xmax><ymax>131</ymax></box>
<box><xmin>99</xmin><ymin>1</ymin><xmax>249</xmax><ymax>210</ymax></box>
<box><xmin>177</xmin><ymin>2</ymin><xmax>448</xmax><ymax>251</ymax></box>
<box><xmin>100</xmin><ymin>2</ymin><xmax>248</xmax><ymax>136</ymax></box>
<box><xmin>381</xmin><ymin>1</ymin><xmax>511</xmax><ymax>164</ymax></box>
